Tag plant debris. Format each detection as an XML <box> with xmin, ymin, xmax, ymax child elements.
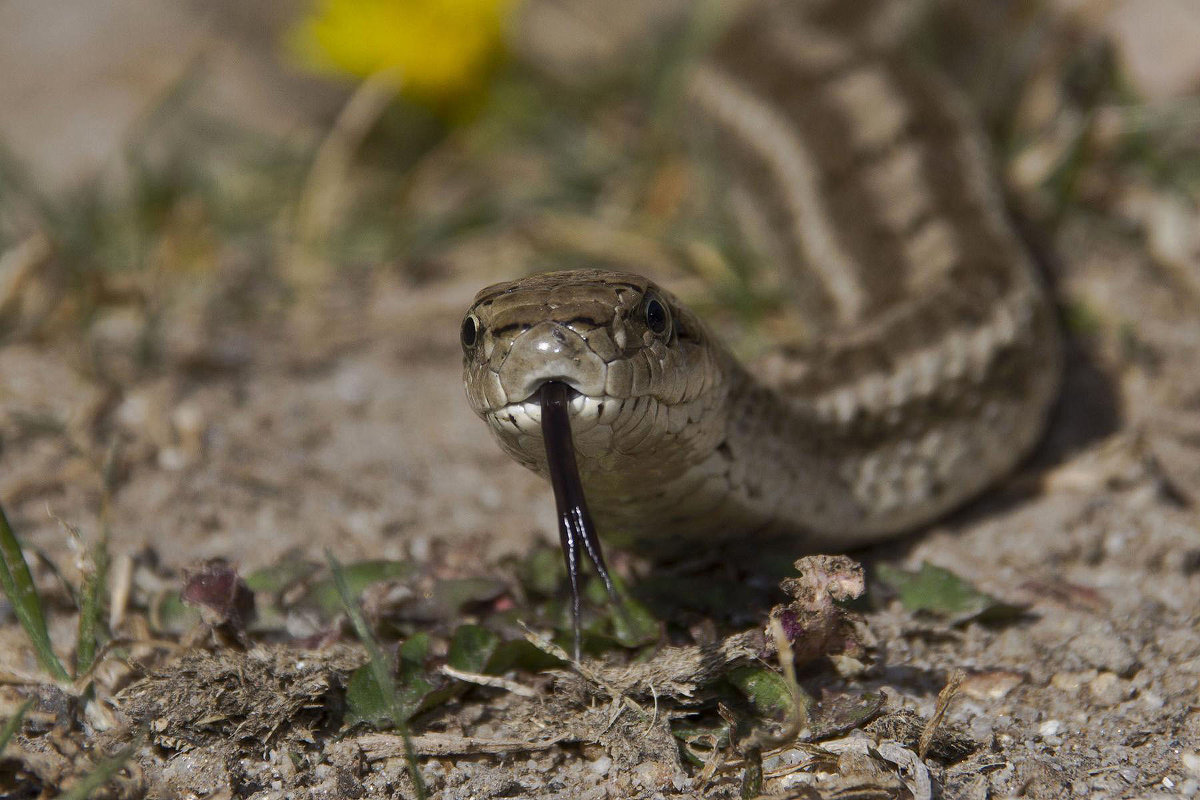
<box><xmin>180</xmin><ymin>559</ymin><xmax>256</xmax><ymax>633</ymax></box>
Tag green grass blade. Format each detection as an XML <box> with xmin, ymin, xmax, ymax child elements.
<box><xmin>74</xmin><ymin>533</ymin><xmax>109</xmax><ymax>678</ymax></box>
<box><xmin>326</xmin><ymin>550</ymin><xmax>426</xmax><ymax>800</ymax></box>
<box><xmin>0</xmin><ymin>698</ymin><xmax>33</xmax><ymax>755</ymax></box>
<box><xmin>0</xmin><ymin>503</ymin><xmax>70</xmax><ymax>682</ymax></box>
<box><xmin>57</xmin><ymin>739</ymin><xmax>138</xmax><ymax>800</ymax></box>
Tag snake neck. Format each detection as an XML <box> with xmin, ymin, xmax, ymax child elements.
<box><xmin>574</xmin><ymin>357</ymin><xmax>849</xmax><ymax>553</ymax></box>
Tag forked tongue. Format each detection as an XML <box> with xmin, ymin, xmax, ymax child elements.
<box><xmin>538</xmin><ymin>381</ymin><xmax>620</xmax><ymax>660</ymax></box>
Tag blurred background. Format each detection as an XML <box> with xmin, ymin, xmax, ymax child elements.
<box><xmin>2</xmin><ymin>5</ymin><xmax>1200</xmax><ymax>795</ymax></box>
<box><xmin>0</xmin><ymin>0</ymin><xmax>1198</xmax><ymax>571</ymax></box>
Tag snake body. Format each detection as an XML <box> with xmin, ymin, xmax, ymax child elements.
<box><xmin>461</xmin><ymin>1</ymin><xmax>1061</xmax><ymax>555</ymax></box>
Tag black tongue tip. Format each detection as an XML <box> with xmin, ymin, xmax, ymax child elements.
<box><xmin>538</xmin><ymin>381</ymin><xmax>619</xmax><ymax>660</ymax></box>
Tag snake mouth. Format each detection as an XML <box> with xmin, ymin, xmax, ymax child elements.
<box><xmin>527</xmin><ymin>379</ymin><xmax>582</xmax><ymax>405</ymax></box>
<box><xmin>485</xmin><ymin>380</ymin><xmax>621</xmax><ymax>436</ymax></box>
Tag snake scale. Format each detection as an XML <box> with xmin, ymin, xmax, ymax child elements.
<box><xmin>460</xmin><ymin>0</ymin><xmax>1062</xmax><ymax>613</ymax></box>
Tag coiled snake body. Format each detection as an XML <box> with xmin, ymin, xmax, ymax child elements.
<box><xmin>460</xmin><ymin>2</ymin><xmax>1061</xmax><ymax>621</ymax></box>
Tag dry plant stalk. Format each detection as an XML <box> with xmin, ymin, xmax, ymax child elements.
<box><xmin>918</xmin><ymin>669</ymin><xmax>964</xmax><ymax>760</ymax></box>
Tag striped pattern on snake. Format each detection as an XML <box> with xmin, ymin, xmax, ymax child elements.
<box><xmin>461</xmin><ymin>0</ymin><xmax>1062</xmax><ymax>555</ymax></box>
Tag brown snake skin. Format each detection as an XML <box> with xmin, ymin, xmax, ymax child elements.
<box><xmin>461</xmin><ymin>0</ymin><xmax>1062</xmax><ymax>555</ymax></box>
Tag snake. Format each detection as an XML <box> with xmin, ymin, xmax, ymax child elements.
<box><xmin>458</xmin><ymin>0</ymin><xmax>1062</xmax><ymax>645</ymax></box>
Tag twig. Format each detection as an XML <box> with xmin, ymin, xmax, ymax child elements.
<box><xmin>439</xmin><ymin>665</ymin><xmax>538</xmax><ymax>698</ymax></box>
<box><xmin>919</xmin><ymin>669</ymin><xmax>964</xmax><ymax>760</ymax></box>
<box><xmin>108</xmin><ymin>552</ymin><xmax>134</xmax><ymax>632</ymax></box>
<box><xmin>520</xmin><ymin>624</ymin><xmax>646</xmax><ymax>717</ymax></box>
<box><xmin>740</xmin><ymin>618</ymin><xmax>809</xmax><ymax>752</ymax></box>
<box><xmin>342</xmin><ymin>731</ymin><xmax>571</xmax><ymax>760</ymax></box>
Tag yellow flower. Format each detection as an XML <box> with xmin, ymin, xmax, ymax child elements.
<box><xmin>287</xmin><ymin>0</ymin><xmax>519</xmax><ymax>112</ymax></box>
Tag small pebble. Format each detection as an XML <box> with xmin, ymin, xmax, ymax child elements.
<box><xmin>589</xmin><ymin>756</ymin><xmax>611</xmax><ymax>777</ymax></box>
<box><xmin>115</xmin><ymin>392</ymin><xmax>152</xmax><ymax>430</ymax></box>
<box><xmin>1088</xmin><ymin>671</ymin><xmax>1125</xmax><ymax>706</ymax></box>
<box><xmin>157</xmin><ymin>446</ymin><xmax>189</xmax><ymax>471</ymax></box>
<box><xmin>632</xmin><ymin>762</ymin><xmax>659</xmax><ymax>787</ymax></box>
<box><xmin>1051</xmin><ymin>670</ymin><xmax>1097</xmax><ymax>692</ymax></box>
<box><xmin>409</xmin><ymin>536</ymin><xmax>431</xmax><ymax>562</ymax></box>
<box><xmin>960</xmin><ymin>669</ymin><xmax>1023</xmax><ymax>700</ymax></box>
<box><xmin>1183</xmin><ymin>750</ymin><xmax>1200</xmax><ymax>775</ymax></box>
<box><xmin>172</xmin><ymin>402</ymin><xmax>205</xmax><ymax>447</ymax></box>
<box><xmin>334</xmin><ymin>366</ymin><xmax>372</xmax><ymax>408</ymax></box>
<box><xmin>1147</xmin><ymin>195</ymin><xmax>1198</xmax><ymax>272</ymax></box>
<box><xmin>969</xmin><ymin>716</ymin><xmax>994</xmax><ymax>742</ymax></box>
<box><xmin>1039</xmin><ymin>719</ymin><xmax>1063</xmax><ymax>738</ymax></box>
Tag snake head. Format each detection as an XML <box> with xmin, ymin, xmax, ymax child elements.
<box><xmin>460</xmin><ymin>269</ymin><xmax>729</xmax><ymax>481</ymax></box>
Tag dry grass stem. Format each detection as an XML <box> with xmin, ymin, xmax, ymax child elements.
<box><xmin>918</xmin><ymin>669</ymin><xmax>964</xmax><ymax>760</ymax></box>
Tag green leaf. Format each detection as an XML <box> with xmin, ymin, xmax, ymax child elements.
<box><xmin>345</xmin><ymin>663</ymin><xmax>393</xmax><ymax>728</ymax></box>
<box><xmin>308</xmin><ymin>559</ymin><xmax>418</xmax><ymax>615</ymax></box>
<box><xmin>579</xmin><ymin>574</ymin><xmax>660</xmax><ymax>650</ymax></box>
<box><xmin>429</xmin><ymin>577</ymin><xmax>507</xmax><ymax>616</ymax></box>
<box><xmin>0</xmin><ymin>504</ymin><xmax>70</xmax><ymax>682</ymax></box>
<box><xmin>671</xmin><ymin>719</ymin><xmax>732</xmax><ymax>766</ymax></box>
<box><xmin>344</xmin><ymin>636</ymin><xmax>442</xmax><ymax>728</ymax></box>
<box><xmin>609</xmin><ymin>591</ymin><xmax>660</xmax><ymax>648</ymax></box>
<box><xmin>725</xmin><ymin>666</ymin><xmax>805</xmax><ymax>722</ymax></box>
<box><xmin>398</xmin><ymin>632</ymin><xmax>429</xmax><ymax>662</ymax></box>
<box><xmin>0</xmin><ymin>699</ymin><xmax>33</xmax><ymax>755</ymax></box>
<box><xmin>150</xmin><ymin>592</ymin><xmax>201</xmax><ymax>635</ymax></box>
<box><xmin>484</xmin><ymin>638</ymin><xmax>564</xmax><ymax>674</ymax></box>
<box><xmin>875</xmin><ymin>562</ymin><xmax>1024</xmax><ymax>624</ymax></box>
<box><xmin>240</xmin><ymin>560</ymin><xmax>323</xmax><ymax>634</ymax></box>
<box><xmin>395</xmin><ymin>633</ymin><xmax>439</xmax><ymax>719</ymax></box>
<box><xmin>518</xmin><ymin>546</ymin><xmax>563</xmax><ymax>597</ymax></box>
<box><xmin>447</xmin><ymin>625</ymin><xmax>500</xmax><ymax>674</ymax></box>
<box><xmin>243</xmin><ymin>559</ymin><xmax>320</xmax><ymax>595</ymax></box>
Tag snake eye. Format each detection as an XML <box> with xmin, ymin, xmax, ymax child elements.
<box><xmin>645</xmin><ymin>295</ymin><xmax>671</xmax><ymax>336</ymax></box>
<box><xmin>461</xmin><ymin>314</ymin><xmax>480</xmax><ymax>350</ymax></box>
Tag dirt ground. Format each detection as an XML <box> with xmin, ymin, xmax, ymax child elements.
<box><xmin>1</xmin><ymin>1</ymin><xmax>1199</xmax><ymax>798</ymax></box>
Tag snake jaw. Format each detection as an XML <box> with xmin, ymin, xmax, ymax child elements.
<box><xmin>481</xmin><ymin>390</ymin><xmax>618</xmax><ymax>450</ymax></box>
